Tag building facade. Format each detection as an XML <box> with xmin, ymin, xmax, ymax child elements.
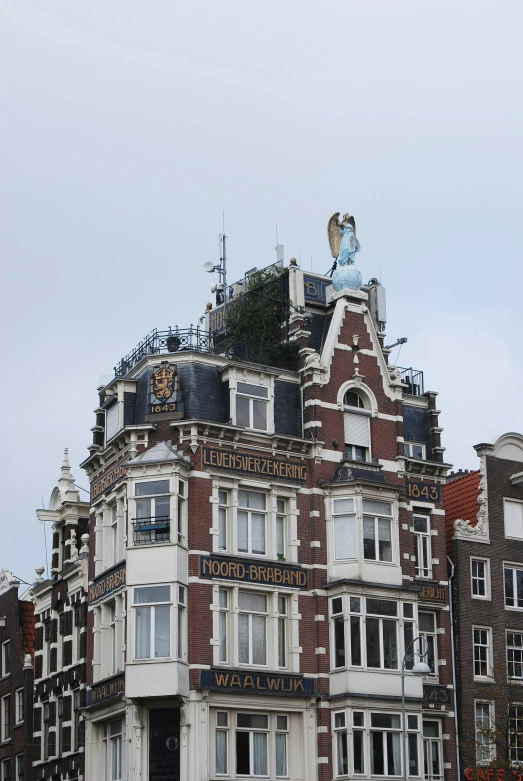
<box><xmin>0</xmin><ymin>570</ymin><xmax>35</xmax><ymax>781</ymax></box>
<box><xmin>31</xmin><ymin>452</ymin><xmax>90</xmax><ymax>781</ymax></box>
<box><xmin>445</xmin><ymin>432</ymin><xmax>523</xmax><ymax>777</ymax></box>
<box><xmin>80</xmin><ymin>250</ymin><xmax>458</xmax><ymax>781</ymax></box>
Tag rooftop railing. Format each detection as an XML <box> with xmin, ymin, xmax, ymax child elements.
<box><xmin>395</xmin><ymin>366</ymin><xmax>424</xmax><ymax>396</ymax></box>
<box><xmin>114</xmin><ymin>326</ymin><xmax>299</xmax><ymax>377</ymax></box>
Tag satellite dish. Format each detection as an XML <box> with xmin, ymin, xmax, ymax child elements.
<box><xmin>203</xmin><ymin>261</ymin><xmax>215</xmax><ymax>273</ymax></box>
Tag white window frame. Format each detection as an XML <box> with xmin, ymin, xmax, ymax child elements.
<box><xmin>214</xmin><ymin>587</ymin><xmax>294</xmax><ymax>671</ymax></box>
<box><xmin>504</xmin><ymin>498</ymin><xmax>523</xmax><ymax>541</ymax></box>
<box><xmin>102</xmin><ymin>718</ymin><xmax>123</xmax><ymax>781</ymax></box>
<box><xmin>133</xmin><ymin>584</ymin><xmax>172</xmax><ymax>661</ymax></box>
<box><xmin>422</xmin><ymin>719</ymin><xmax>443</xmax><ymax>781</ymax></box>
<box><xmin>413</xmin><ymin>513</ymin><xmax>432</xmax><ymax>580</ymax></box>
<box><xmin>418</xmin><ymin>611</ymin><xmax>438</xmax><ymax>680</ymax></box>
<box><xmin>507</xmin><ymin>630</ymin><xmax>523</xmax><ymax>681</ymax></box>
<box><xmin>504</xmin><ymin>562</ymin><xmax>523</xmax><ymax>610</ymax></box>
<box><xmin>132</xmin><ymin>479</ymin><xmax>172</xmax><ymax>547</ymax></box>
<box><xmin>1</xmin><ymin>694</ymin><xmax>10</xmax><ymax>742</ymax></box>
<box><xmin>404</xmin><ymin>442</ymin><xmax>427</xmax><ymax>460</ymax></box>
<box><xmin>15</xmin><ymin>754</ymin><xmax>23</xmax><ymax>781</ymax></box>
<box><xmin>104</xmin><ymin>400</ymin><xmax>120</xmax><ymax>445</ymax></box>
<box><xmin>14</xmin><ymin>689</ymin><xmax>23</xmax><ymax>725</ymax></box>
<box><xmin>330</xmin><ymin>495</ymin><xmax>398</xmax><ymax>566</ymax></box>
<box><xmin>1</xmin><ymin>759</ymin><xmax>11</xmax><ymax>781</ymax></box>
<box><xmin>212</xmin><ymin>483</ymin><xmax>296</xmax><ymax>562</ymax></box>
<box><xmin>235</xmin><ymin>381</ymin><xmax>270</xmax><ymax>432</ymax></box>
<box><xmin>472</xmin><ymin>625</ymin><xmax>493</xmax><ymax>681</ymax></box>
<box><xmin>475</xmin><ymin>699</ymin><xmax>495</xmax><ymax>764</ymax></box>
<box><xmin>177</xmin><ymin>586</ymin><xmax>186</xmax><ymax>661</ymax></box>
<box><xmin>1</xmin><ymin>641</ymin><xmax>10</xmax><ymax>678</ymax></box>
<box><xmin>509</xmin><ymin>705</ymin><xmax>523</xmax><ymax>766</ymax></box>
<box><xmin>212</xmin><ymin>709</ymin><xmax>290</xmax><ymax>779</ymax></box>
<box><xmin>471</xmin><ymin>557</ymin><xmax>491</xmax><ymax>600</ymax></box>
<box><xmin>237</xmin><ymin>489</ymin><xmax>267</xmax><ymax>557</ymax></box>
<box><xmin>177</xmin><ymin>479</ymin><xmax>187</xmax><ymax>545</ymax></box>
<box><xmin>329</xmin><ymin>595</ymin><xmax>416</xmax><ymax>673</ymax></box>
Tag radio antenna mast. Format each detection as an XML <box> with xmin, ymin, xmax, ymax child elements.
<box><xmin>219</xmin><ymin>212</ymin><xmax>227</xmax><ymax>331</ymax></box>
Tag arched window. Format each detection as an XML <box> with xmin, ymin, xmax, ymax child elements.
<box><xmin>343</xmin><ymin>389</ymin><xmax>371</xmax><ymax>462</ymax></box>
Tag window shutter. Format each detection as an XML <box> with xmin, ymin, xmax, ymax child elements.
<box><xmin>34</xmin><ymin>707</ymin><xmax>42</xmax><ymax>732</ymax></box>
<box><xmin>344</xmin><ymin>412</ymin><xmax>370</xmax><ymax>447</ymax></box>
<box><xmin>505</xmin><ymin>501</ymin><xmax>523</xmax><ymax>539</ymax></box>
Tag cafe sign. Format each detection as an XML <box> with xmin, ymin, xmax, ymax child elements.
<box><xmin>200</xmin><ymin>555</ymin><xmax>309</xmax><ymax>590</ymax></box>
<box><xmin>203</xmin><ymin>447</ymin><xmax>307</xmax><ymax>483</ymax></box>
<box><xmin>465</xmin><ymin>771</ymin><xmax>523</xmax><ymax>781</ymax></box>
<box><xmin>201</xmin><ymin>668</ymin><xmax>315</xmax><ymax>697</ymax></box>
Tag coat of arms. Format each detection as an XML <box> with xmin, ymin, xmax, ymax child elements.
<box><xmin>152</xmin><ymin>364</ymin><xmax>176</xmax><ymax>401</ymax></box>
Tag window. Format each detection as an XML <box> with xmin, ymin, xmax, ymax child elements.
<box><xmin>105</xmin><ymin>402</ymin><xmax>119</xmax><ymax>443</ymax></box>
<box><xmin>507</xmin><ymin>632</ymin><xmax>523</xmax><ymax>680</ymax></box>
<box><xmin>504</xmin><ymin>565</ymin><xmax>523</xmax><ymax>609</ymax></box>
<box><xmin>418</xmin><ymin>612</ymin><xmax>438</xmax><ymax>677</ymax></box>
<box><xmin>404</xmin><ymin>442</ymin><xmax>426</xmax><ymax>459</ymax></box>
<box><xmin>103</xmin><ymin>719</ymin><xmax>123</xmax><ymax>781</ymax></box>
<box><xmin>57</xmin><ymin>696</ymin><xmax>63</xmax><ymax>756</ymax></box>
<box><xmin>134</xmin><ymin>585</ymin><xmax>171</xmax><ymax>660</ymax></box>
<box><xmin>423</xmin><ymin>720</ymin><xmax>442</xmax><ymax>781</ymax></box>
<box><xmin>217</xmin><ymin>588</ymin><xmax>290</xmax><ymax>670</ymax></box>
<box><xmin>330</xmin><ymin>596</ymin><xmax>405</xmax><ymax>671</ymax></box>
<box><xmin>111</xmin><ymin>504</ymin><xmax>119</xmax><ymax>566</ymax></box>
<box><xmin>177</xmin><ymin>480</ymin><xmax>187</xmax><ymax>544</ymax></box>
<box><xmin>238</xmin><ymin>490</ymin><xmax>266</xmax><ymax>556</ymax></box>
<box><xmin>15</xmin><ymin>689</ymin><xmax>23</xmax><ymax>724</ymax></box>
<box><xmin>15</xmin><ymin>756</ymin><xmax>23</xmax><ymax>781</ymax></box>
<box><xmin>218</xmin><ymin>490</ymin><xmax>228</xmax><ymax>551</ymax></box>
<box><xmin>276</xmin><ymin>499</ymin><xmax>286</xmax><ymax>558</ymax></box>
<box><xmin>73</xmin><ymin>690</ymin><xmax>81</xmax><ymax>752</ymax></box>
<box><xmin>363</xmin><ymin>500</ymin><xmax>392</xmax><ymax>562</ymax></box>
<box><xmin>343</xmin><ymin>391</ymin><xmax>370</xmax><ymax>462</ymax></box>
<box><xmin>332</xmin><ymin>496</ymin><xmax>396</xmax><ymax>564</ymax></box>
<box><xmin>110</xmin><ymin>602</ymin><xmax>117</xmax><ymax>675</ymax></box>
<box><xmin>413</xmin><ymin>514</ymin><xmax>432</xmax><ymax>579</ymax></box>
<box><xmin>1</xmin><ymin>695</ymin><xmax>10</xmax><ymax>742</ymax></box>
<box><xmin>177</xmin><ymin>586</ymin><xmax>186</xmax><ymax>660</ymax></box>
<box><xmin>505</xmin><ymin>499</ymin><xmax>523</xmax><ymax>540</ymax></box>
<box><xmin>1</xmin><ymin>760</ymin><xmax>11</xmax><ymax>781</ymax></box>
<box><xmin>370</xmin><ymin>713</ymin><xmax>402</xmax><ymax>776</ymax></box>
<box><xmin>133</xmin><ymin>480</ymin><xmax>170</xmax><ymax>545</ymax></box>
<box><xmin>214</xmin><ymin>711</ymin><xmax>289</xmax><ymax>778</ymax></box>
<box><xmin>1</xmin><ymin>641</ymin><xmax>10</xmax><ymax>677</ymax></box>
<box><xmin>473</xmin><ymin>627</ymin><xmax>492</xmax><ymax>679</ymax></box>
<box><xmin>475</xmin><ymin>701</ymin><xmax>494</xmax><ymax>763</ymax></box>
<box><xmin>43</xmin><ymin>702</ymin><xmax>50</xmax><ymax>760</ymax></box>
<box><xmin>471</xmin><ymin>558</ymin><xmax>490</xmax><ymax>599</ymax></box>
<box><xmin>75</xmin><ymin>604</ymin><xmax>83</xmax><ymax>662</ymax></box>
<box><xmin>510</xmin><ymin>707</ymin><xmax>523</xmax><ymax>764</ymax></box>
<box><xmin>236</xmin><ymin>382</ymin><xmax>269</xmax><ymax>431</ymax></box>
<box><xmin>238</xmin><ymin>592</ymin><xmax>267</xmax><ymax>666</ymax></box>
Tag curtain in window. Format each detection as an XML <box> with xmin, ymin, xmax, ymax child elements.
<box><xmin>251</xmin><ymin>514</ymin><xmax>265</xmax><ymax>555</ymax></box>
<box><xmin>252</xmin><ymin>732</ymin><xmax>267</xmax><ymax>776</ymax></box>
<box><xmin>219</xmin><ymin>612</ymin><xmax>227</xmax><ymax>662</ymax></box>
<box><xmin>238</xmin><ymin>615</ymin><xmax>249</xmax><ymax>663</ymax></box>
<box><xmin>337</xmin><ymin>732</ymin><xmax>348</xmax><ymax>775</ymax></box>
<box><xmin>276</xmin><ymin>733</ymin><xmax>287</xmax><ymax>776</ymax></box>
<box><xmin>237</xmin><ymin>511</ymin><xmax>248</xmax><ymax>552</ymax></box>
<box><xmin>216</xmin><ymin>731</ymin><xmax>227</xmax><ymax>774</ymax></box>
<box><xmin>344</xmin><ymin>412</ymin><xmax>370</xmax><ymax>446</ymax></box>
<box><xmin>135</xmin><ymin>607</ymin><xmax>151</xmax><ymax>659</ymax></box>
<box><xmin>252</xmin><ymin>616</ymin><xmax>267</xmax><ymax>665</ymax></box>
<box><xmin>154</xmin><ymin>606</ymin><xmax>170</xmax><ymax>658</ymax></box>
<box><xmin>334</xmin><ymin>515</ymin><xmax>356</xmax><ymax>559</ymax></box>
<box><xmin>389</xmin><ymin>732</ymin><xmax>401</xmax><ymax>776</ymax></box>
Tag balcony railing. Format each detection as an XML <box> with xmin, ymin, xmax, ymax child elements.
<box><xmin>132</xmin><ymin>517</ymin><xmax>170</xmax><ymax>546</ymax></box>
<box><xmin>395</xmin><ymin>366</ymin><xmax>424</xmax><ymax>396</ymax></box>
<box><xmin>114</xmin><ymin>327</ymin><xmax>299</xmax><ymax>377</ymax></box>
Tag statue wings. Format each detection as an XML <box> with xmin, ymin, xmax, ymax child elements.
<box><xmin>327</xmin><ymin>213</ymin><xmax>341</xmax><ymax>259</ymax></box>
<box><xmin>328</xmin><ymin>212</ymin><xmax>357</xmax><ymax>258</ymax></box>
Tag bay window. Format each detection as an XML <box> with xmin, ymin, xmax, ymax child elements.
<box><xmin>134</xmin><ymin>585</ymin><xmax>171</xmax><ymax>660</ymax></box>
<box><xmin>216</xmin><ymin>588</ymin><xmax>290</xmax><ymax>670</ymax></box>
<box><xmin>332</xmin><ymin>496</ymin><xmax>396</xmax><ymax>564</ymax></box>
<box><xmin>213</xmin><ymin>710</ymin><xmax>289</xmax><ymax>778</ymax></box>
<box><xmin>330</xmin><ymin>595</ymin><xmax>420</xmax><ymax>671</ymax></box>
<box><xmin>133</xmin><ymin>480</ymin><xmax>170</xmax><ymax>545</ymax></box>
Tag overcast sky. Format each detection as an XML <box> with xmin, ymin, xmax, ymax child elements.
<box><xmin>1</xmin><ymin>1</ymin><xmax>522</xmax><ymax>585</ymax></box>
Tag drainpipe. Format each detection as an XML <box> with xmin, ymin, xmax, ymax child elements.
<box><xmin>447</xmin><ymin>555</ymin><xmax>460</xmax><ymax>777</ymax></box>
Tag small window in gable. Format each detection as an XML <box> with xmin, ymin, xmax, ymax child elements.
<box><xmin>344</xmin><ymin>391</ymin><xmax>366</xmax><ymax>409</ymax></box>
<box><xmin>505</xmin><ymin>500</ymin><xmax>523</xmax><ymax>540</ymax></box>
<box><xmin>343</xmin><ymin>390</ymin><xmax>370</xmax><ymax>462</ymax></box>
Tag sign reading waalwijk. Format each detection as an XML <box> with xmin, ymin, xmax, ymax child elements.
<box><xmin>201</xmin><ymin>668</ymin><xmax>315</xmax><ymax>697</ymax></box>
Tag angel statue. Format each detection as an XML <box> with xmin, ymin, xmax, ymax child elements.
<box><xmin>327</xmin><ymin>212</ymin><xmax>362</xmax><ymax>291</ymax></box>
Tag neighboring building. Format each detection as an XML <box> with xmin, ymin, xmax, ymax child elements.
<box><xmin>31</xmin><ymin>451</ymin><xmax>90</xmax><ymax>781</ymax></box>
<box><xmin>80</xmin><ymin>243</ymin><xmax>457</xmax><ymax>781</ymax></box>
<box><xmin>445</xmin><ymin>433</ymin><xmax>523</xmax><ymax>777</ymax></box>
<box><xmin>0</xmin><ymin>570</ymin><xmax>35</xmax><ymax>781</ymax></box>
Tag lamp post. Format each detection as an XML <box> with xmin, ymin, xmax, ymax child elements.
<box><xmin>402</xmin><ymin>636</ymin><xmax>431</xmax><ymax>781</ymax></box>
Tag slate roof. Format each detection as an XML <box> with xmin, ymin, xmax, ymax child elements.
<box><xmin>444</xmin><ymin>469</ymin><xmax>481</xmax><ymax>551</ymax></box>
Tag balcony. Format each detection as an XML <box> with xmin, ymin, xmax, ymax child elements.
<box><xmin>132</xmin><ymin>516</ymin><xmax>170</xmax><ymax>546</ymax></box>
<box><xmin>395</xmin><ymin>366</ymin><xmax>424</xmax><ymax>396</ymax></box>
<box><xmin>114</xmin><ymin>326</ymin><xmax>299</xmax><ymax>377</ymax></box>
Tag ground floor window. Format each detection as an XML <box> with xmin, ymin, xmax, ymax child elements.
<box><xmin>103</xmin><ymin>718</ymin><xmax>123</xmax><ymax>781</ymax></box>
<box><xmin>213</xmin><ymin>710</ymin><xmax>290</xmax><ymax>778</ymax></box>
<box><xmin>423</xmin><ymin>720</ymin><xmax>443</xmax><ymax>781</ymax></box>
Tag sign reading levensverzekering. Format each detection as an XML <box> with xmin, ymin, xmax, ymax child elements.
<box><xmin>203</xmin><ymin>447</ymin><xmax>307</xmax><ymax>483</ymax></box>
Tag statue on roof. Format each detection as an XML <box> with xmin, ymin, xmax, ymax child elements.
<box><xmin>327</xmin><ymin>213</ymin><xmax>362</xmax><ymax>292</ymax></box>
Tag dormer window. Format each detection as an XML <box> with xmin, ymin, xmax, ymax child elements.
<box><xmin>343</xmin><ymin>390</ymin><xmax>371</xmax><ymax>463</ymax></box>
<box><xmin>404</xmin><ymin>442</ymin><xmax>426</xmax><ymax>460</ymax></box>
<box><xmin>105</xmin><ymin>400</ymin><xmax>119</xmax><ymax>444</ymax></box>
<box><xmin>236</xmin><ymin>382</ymin><xmax>269</xmax><ymax>431</ymax></box>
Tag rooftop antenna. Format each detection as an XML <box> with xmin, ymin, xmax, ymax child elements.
<box><xmin>275</xmin><ymin>223</ymin><xmax>284</xmax><ymax>268</ymax></box>
<box><xmin>203</xmin><ymin>212</ymin><xmax>228</xmax><ymax>327</ymax></box>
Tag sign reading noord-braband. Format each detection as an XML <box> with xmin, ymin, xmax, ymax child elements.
<box><xmin>200</xmin><ymin>555</ymin><xmax>309</xmax><ymax>590</ymax></box>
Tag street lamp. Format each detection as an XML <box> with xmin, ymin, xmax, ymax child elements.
<box><xmin>402</xmin><ymin>636</ymin><xmax>431</xmax><ymax>781</ymax></box>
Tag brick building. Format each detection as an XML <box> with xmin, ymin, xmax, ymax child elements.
<box><xmin>0</xmin><ymin>570</ymin><xmax>35</xmax><ymax>781</ymax></box>
<box><xmin>80</xmin><ymin>236</ymin><xmax>457</xmax><ymax>780</ymax></box>
<box><xmin>31</xmin><ymin>451</ymin><xmax>90</xmax><ymax>780</ymax></box>
<box><xmin>445</xmin><ymin>432</ymin><xmax>523</xmax><ymax>776</ymax></box>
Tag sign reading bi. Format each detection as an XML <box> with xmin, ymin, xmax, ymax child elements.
<box><xmin>200</xmin><ymin>555</ymin><xmax>309</xmax><ymax>590</ymax></box>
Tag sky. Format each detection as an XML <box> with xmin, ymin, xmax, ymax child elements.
<box><xmin>1</xmin><ymin>1</ymin><xmax>522</xmax><ymax>585</ymax></box>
